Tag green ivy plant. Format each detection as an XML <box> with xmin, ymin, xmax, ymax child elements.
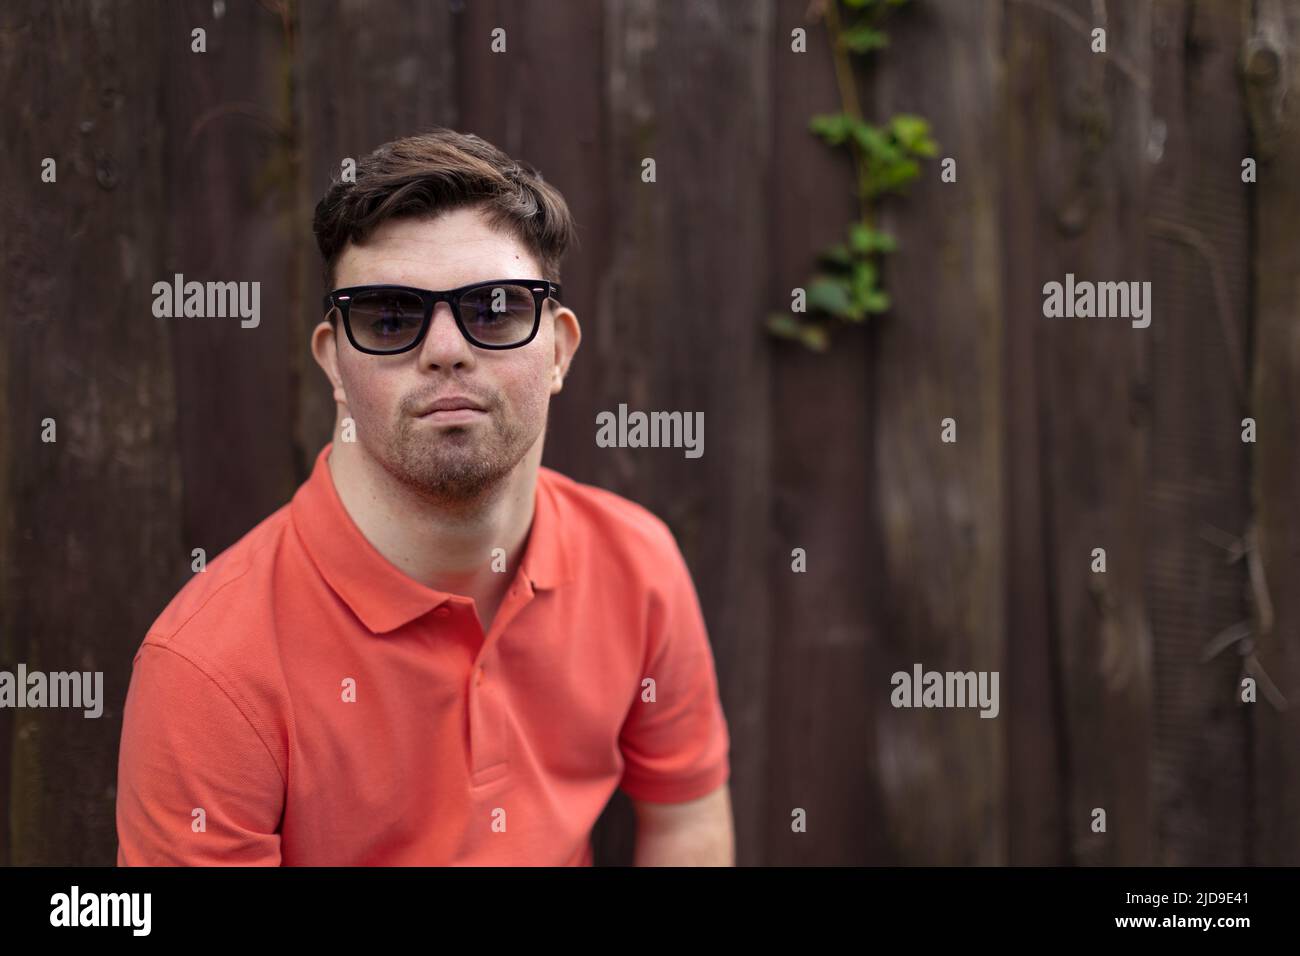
<box><xmin>767</xmin><ymin>0</ymin><xmax>938</xmax><ymax>351</ymax></box>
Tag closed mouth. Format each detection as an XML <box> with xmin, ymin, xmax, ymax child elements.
<box><xmin>416</xmin><ymin>397</ymin><xmax>487</xmax><ymax>415</ymax></box>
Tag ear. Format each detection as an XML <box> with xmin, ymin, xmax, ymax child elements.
<box><xmin>311</xmin><ymin>319</ymin><xmax>349</xmax><ymax>407</ymax></box>
<box><xmin>549</xmin><ymin>305</ymin><xmax>581</xmax><ymax>395</ymax></box>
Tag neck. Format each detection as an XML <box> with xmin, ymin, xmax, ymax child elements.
<box><xmin>326</xmin><ymin>430</ymin><xmax>542</xmax><ymax>627</ymax></box>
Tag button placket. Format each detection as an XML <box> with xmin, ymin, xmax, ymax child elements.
<box><xmin>468</xmin><ymin>665</ymin><xmax>508</xmax><ymax>778</ymax></box>
<box><xmin>427</xmin><ymin>600</ymin><xmax>496</xmax><ymax>775</ymax></box>
<box><xmin>466</xmin><ymin>583</ymin><xmax>536</xmax><ymax>781</ymax></box>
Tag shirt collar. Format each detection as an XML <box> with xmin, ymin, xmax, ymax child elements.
<box><xmin>290</xmin><ymin>441</ymin><xmax>572</xmax><ymax>635</ymax></box>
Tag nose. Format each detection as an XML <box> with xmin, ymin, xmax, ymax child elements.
<box><xmin>416</xmin><ymin>301</ymin><xmax>475</xmax><ymax>369</ymax></box>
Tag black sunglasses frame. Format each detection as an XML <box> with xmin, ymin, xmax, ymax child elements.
<box><xmin>323</xmin><ymin>279</ymin><xmax>563</xmax><ymax>354</ymax></box>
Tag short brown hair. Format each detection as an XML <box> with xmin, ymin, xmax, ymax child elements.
<box><xmin>312</xmin><ymin>128</ymin><xmax>577</xmax><ymax>316</ymax></box>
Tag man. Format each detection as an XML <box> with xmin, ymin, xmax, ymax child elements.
<box><xmin>115</xmin><ymin>128</ymin><xmax>733</xmax><ymax>866</ymax></box>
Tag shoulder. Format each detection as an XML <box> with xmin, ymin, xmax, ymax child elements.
<box><xmin>136</xmin><ymin>503</ymin><xmax>295</xmax><ymax>680</ymax></box>
<box><xmin>537</xmin><ymin>465</ymin><xmax>685</xmax><ymax>569</ymax></box>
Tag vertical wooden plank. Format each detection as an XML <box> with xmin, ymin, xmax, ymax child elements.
<box><xmin>871</xmin><ymin>0</ymin><xmax>1006</xmax><ymax>864</ymax></box>
<box><xmin>1003</xmin><ymin>0</ymin><xmax>1154</xmax><ymax>864</ymax></box>
<box><xmin>1247</xmin><ymin>0</ymin><xmax>1300</xmax><ymax>867</ymax></box>
<box><xmin>294</xmin><ymin>0</ymin><xmax>460</xmax><ymax>466</ymax></box>
<box><xmin>999</xmin><ymin>3</ymin><xmax>1067</xmax><ymax>866</ymax></box>
<box><xmin>159</xmin><ymin>0</ymin><xmax>297</xmax><ymax>558</ymax></box>
<box><xmin>0</xmin><ymin>0</ymin><xmax>183</xmax><ymax>864</ymax></box>
<box><xmin>765</xmin><ymin>0</ymin><xmax>886</xmax><ymax>865</ymax></box>
<box><xmin>1144</xmin><ymin>0</ymin><xmax>1252</xmax><ymax>865</ymax></box>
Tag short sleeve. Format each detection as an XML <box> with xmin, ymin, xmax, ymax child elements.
<box><xmin>617</xmin><ymin>529</ymin><xmax>731</xmax><ymax>804</ymax></box>
<box><xmin>115</xmin><ymin>642</ymin><xmax>285</xmax><ymax>865</ymax></box>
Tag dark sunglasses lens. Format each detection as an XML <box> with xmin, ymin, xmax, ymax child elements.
<box><xmin>348</xmin><ymin>289</ymin><xmax>425</xmax><ymax>351</ymax></box>
<box><xmin>457</xmin><ymin>284</ymin><xmax>538</xmax><ymax>346</ymax></box>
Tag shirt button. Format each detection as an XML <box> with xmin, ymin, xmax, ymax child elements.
<box><xmin>434</xmin><ymin>606</ymin><xmax>451</xmax><ymax>618</ymax></box>
<box><xmin>476</xmin><ymin>666</ymin><xmax>485</xmax><ymax>685</ymax></box>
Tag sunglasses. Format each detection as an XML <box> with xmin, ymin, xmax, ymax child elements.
<box><xmin>323</xmin><ymin>279</ymin><xmax>562</xmax><ymax>354</ymax></box>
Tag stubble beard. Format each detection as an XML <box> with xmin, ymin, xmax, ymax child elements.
<box><xmin>384</xmin><ymin>404</ymin><xmax>539</xmax><ymax>506</ymax></box>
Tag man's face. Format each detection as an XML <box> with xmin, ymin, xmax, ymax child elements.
<box><xmin>311</xmin><ymin>206</ymin><xmax>580</xmax><ymax>502</ymax></box>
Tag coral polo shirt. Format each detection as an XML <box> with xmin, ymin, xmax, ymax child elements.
<box><xmin>115</xmin><ymin>441</ymin><xmax>730</xmax><ymax>865</ymax></box>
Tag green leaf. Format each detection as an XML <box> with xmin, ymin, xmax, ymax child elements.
<box><xmin>807</xmin><ymin>275</ymin><xmax>860</xmax><ymax>320</ymax></box>
<box><xmin>863</xmin><ymin>289</ymin><xmax>892</xmax><ymax>313</ymax></box>
<box><xmin>800</xmin><ymin>323</ymin><xmax>831</xmax><ymax>351</ymax></box>
<box><xmin>850</xmin><ymin>120</ymin><xmax>893</xmax><ymax>160</ymax></box>
<box><xmin>909</xmin><ymin>138</ymin><xmax>939</xmax><ymax>159</ymax></box>
<box><xmin>849</xmin><ymin>261</ymin><xmax>878</xmax><ymax>316</ymax></box>
<box><xmin>849</xmin><ymin>223</ymin><xmax>871</xmax><ymax>253</ymax></box>
<box><xmin>810</xmin><ymin>113</ymin><xmax>853</xmax><ymax>146</ymax></box>
<box><xmin>890</xmin><ymin>114</ymin><xmax>939</xmax><ymax>157</ymax></box>
<box><xmin>767</xmin><ymin>314</ymin><xmax>831</xmax><ymax>351</ymax></box>
<box><xmin>766</xmin><ymin>313</ymin><xmax>806</xmax><ymax>340</ymax></box>
<box><xmin>906</xmin><ymin>124</ymin><xmax>939</xmax><ymax>157</ymax></box>
<box><xmin>849</xmin><ymin>223</ymin><xmax>898</xmax><ymax>254</ymax></box>
<box><xmin>852</xmin><ymin>257</ymin><xmax>878</xmax><ymax>289</ymax></box>
<box><xmin>867</xmin><ymin>156</ymin><xmax>920</xmax><ymax>196</ymax></box>
<box><xmin>840</xmin><ymin>24</ymin><xmax>889</xmax><ymax>53</ymax></box>
<box><xmin>889</xmin><ymin>113</ymin><xmax>927</xmax><ymax>143</ymax></box>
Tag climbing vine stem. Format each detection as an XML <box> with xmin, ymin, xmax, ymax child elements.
<box><xmin>767</xmin><ymin>0</ymin><xmax>938</xmax><ymax>351</ymax></box>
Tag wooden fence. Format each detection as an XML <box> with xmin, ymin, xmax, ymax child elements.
<box><xmin>1</xmin><ymin>0</ymin><xmax>1296</xmax><ymax>865</ymax></box>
